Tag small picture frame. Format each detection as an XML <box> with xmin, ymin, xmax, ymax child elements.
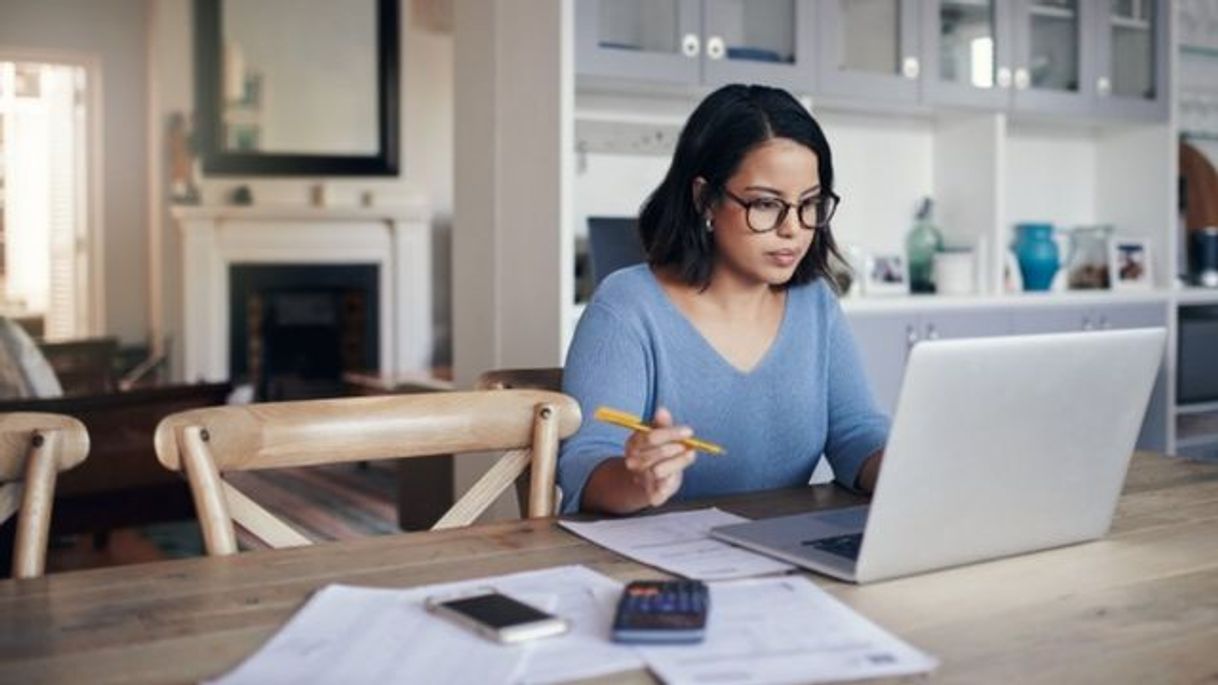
<box><xmin>863</xmin><ymin>253</ymin><xmax>909</xmax><ymax>296</ymax></box>
<box><xmin>1109</xmin><ymin>238</ymin><xmax>1152</xmax><ymax>291</ymax></box>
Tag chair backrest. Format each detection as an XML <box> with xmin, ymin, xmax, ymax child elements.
<box><xmin>0</xmin><ymin>412</ymin><xmax>89</xmax><ymax>578</ymax></box>
<box><xmin>154</xmin><ymin>389</ymin><xmax>581</xmax><ymax>556</ymax></box>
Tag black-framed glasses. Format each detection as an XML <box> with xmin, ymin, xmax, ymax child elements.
<box><xmin>723</xmin><ymin>189</ymin><xmax>840</xmax><ymax>233</ymax></box>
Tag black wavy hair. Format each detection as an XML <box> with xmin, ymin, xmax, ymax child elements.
<box><xmin>638</xmin><ymin>84</ymin><xmax>842</xmax><ymax>289</ymax></box>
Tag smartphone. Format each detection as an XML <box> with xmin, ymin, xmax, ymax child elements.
<box><xmin>425</xmin><ymin>591</ymin><xmax>570</xmax><ymax>644</ymax></box>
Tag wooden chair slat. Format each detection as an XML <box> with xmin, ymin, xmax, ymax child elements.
<box><xmin>221</xmin><ymin>481</ymin><xmax>311</xmax><ymax>549</ymax></box>
<box><xmin>13</xmin><ymin>434</ymin><xmax>58</xmax><ymax>579</ymax></box>
<box><xmin>179</xmin><ymin>426</ymin><xmax>238</xmax><ymax>556</ymax></box>
<box><xmin>433</xmin><ymin>448</ymin><xmax>531</xmax><ymax>530</ymax></box>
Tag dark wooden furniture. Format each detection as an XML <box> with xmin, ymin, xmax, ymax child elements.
<box><xmin>1</xmin><ymin>452</ymin><xmax>1216</xmax><ymax>684</ymax></box>
<box><xmin>0</xmin><ymin>383</ymin><xmax>231</xmax><ymax>540</ymax></box>
<box><xmin>37</xmin><ymin>337</ymin><xmax>120</xmax><ymax>396</ymax></box>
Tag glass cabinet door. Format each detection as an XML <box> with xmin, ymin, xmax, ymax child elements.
<box><xmin>575</xmin><ymin>0</ymin><xmax>702</xmax><ymax>85</ymax></box>
<box><xmin>702</xmin><ymin>0</ymin><xmax>817</xmax><ymax>91</ymax></box>
<box><xmin>923</xmin><ymin>0</ymin><xmax>1013</xmax><ymax>108</ymax></box>
<box><xmin>1011</xmin><ymin>0</ymin><xmax>1094</xmax><ymax>113</ymax></box>
<box><xmin>1094</xmin><ymin>0</ymin><xmax>1168</xmax><ymax>119</ymax></box>
<box><xmin>818</xmin><ymin>0</ymin><xmax>920</xmax><ymax>103</ymax></box>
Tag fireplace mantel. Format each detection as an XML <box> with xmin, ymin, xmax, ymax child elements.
<box><xmin>171</xmin><ymin>201</ymin><xmax>432</xmax><ymax>382</ymax></box>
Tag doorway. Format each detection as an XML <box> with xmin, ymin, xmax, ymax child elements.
<box><xmin>0</xmin><ymin>57</ymin><xmax>96</xmax><ymax>340</ymax></box>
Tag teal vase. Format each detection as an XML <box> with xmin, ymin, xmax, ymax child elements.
<box><xmin>1014</xmin><ymin>223</ymin><xmax>1060</xmax><ymax>291</ymax></box>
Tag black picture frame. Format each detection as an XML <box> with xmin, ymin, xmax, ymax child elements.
<box><xmin>194</xmin><ymin>0</ymin><xmax>399</xmax><ymax>176</ymax></box>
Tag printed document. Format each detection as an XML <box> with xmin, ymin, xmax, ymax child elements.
<box><xmin>209</xmin><ymin>565</ymin><xmax>642</xmax><ymax>685</ymax></box>
<box><xmin>639</xmin><ymin>575</ymin><xmax>938</xmax><ymax>685</ymax></box>
<box><xmin>560</xmin><ymin>508</ymin><xmax>795</xmax><ymax>580</ymax></box>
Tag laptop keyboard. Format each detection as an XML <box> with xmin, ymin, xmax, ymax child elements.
<box><xmin>801</xmin><ymin>532</ymin><xmax>863</xmax><ymax>560</ymax></box>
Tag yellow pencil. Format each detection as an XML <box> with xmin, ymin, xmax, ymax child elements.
<box><xmin>594</xmin><ymin>406</ymin><xmax>726</xmax><ymax>456</ymax></box>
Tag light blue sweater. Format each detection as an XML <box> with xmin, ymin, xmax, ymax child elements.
<box><xmin>558</xmin><ymin>265</ymin><xmax>890</xmax><ymax>514</ymax></box>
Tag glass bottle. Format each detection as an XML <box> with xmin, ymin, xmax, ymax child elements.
<box><xmin>906</xmin><ymin>198</ymin><xmax>944</xmax><ymax>293</ymax></box>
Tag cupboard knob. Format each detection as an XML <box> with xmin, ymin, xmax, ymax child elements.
<box><xmin>706</xmin><ymin>35</ymin><xmax>726</xmax><ymax>60</ymax></box>
<box><xmin>996</xmin><ymin>67</ymin><xmax>1012</xmax><ymax>89</ymax></box>
<box><xmin>681</xmin><ymin>33</ymin><xmax>700</xmax><ymax>58</ymax></box>
<box><xmin>1014</xmin><ymin>67</ymin><xmax>1030</xmax><ymax>90</ymax></box>
<box><xmin>902</xmin><ymin>56</ymin><xmax>920</xmax><ymax>79</ymax></box>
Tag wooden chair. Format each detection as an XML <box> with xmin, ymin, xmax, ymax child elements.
<box><xmin>154</xmin><ymin>390</ymin><xmax>581</xmax><ymax>556</ymax></box>
<box><xmin>476</xmin><ymin>368</ymin><xmax>565</xmax><ymax>515</ymax></box>
<box><xmin>0</xmin><ymin>413</ymin><xmax>89</xmax><ymax>578</ymax></box>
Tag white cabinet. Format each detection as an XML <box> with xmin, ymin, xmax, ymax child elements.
<box><xmin>1009</xmin><ymin>302</ymin><xmax>1167</xmax><ymax>451</ymax></box>
<box><xmin>846</xmin><ymin>307</ymin><xmax>1013</xmax><ymax>415</ymax></box>
<box><xmin>576</xmin><ymin>0</ymin><xmax>818</xmax><ymax>91</ymax></box>
<box><xmin>846</xmin><ymin>301</ymin><xmax>1168</xmax><ymax>452</ymax></box>
<box><xmin>1009</xmin><ymin>301</ymin><xmax>1165</xmax><ymax>333</ymax></box>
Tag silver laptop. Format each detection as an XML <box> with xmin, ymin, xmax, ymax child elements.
<box><xmin>710</xmin><ymin>328</ymin><xmax>1166</xmax><ymax>584</ymax></box>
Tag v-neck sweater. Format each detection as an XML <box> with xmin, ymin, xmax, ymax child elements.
<box><xmin>558</xmin><ymin>264</ymin><xmax>890</xmax><ymax>514</ymax></box>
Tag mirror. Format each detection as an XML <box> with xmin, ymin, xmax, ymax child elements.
<box><xmin>194</xmin><ymin>0</ymin><xmax>399</xmax><ymax>175</ymax></box>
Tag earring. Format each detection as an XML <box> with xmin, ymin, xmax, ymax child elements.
<box><xmin>705</xmin><ymin>217</ymin><xmax>714</xmax><ymax>233</ymax></box>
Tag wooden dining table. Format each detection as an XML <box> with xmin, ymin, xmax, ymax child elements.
<box><xmin>2</xmin><ymin>451</ymin><xmax>1217</xmax><ymax>684</ymax></box>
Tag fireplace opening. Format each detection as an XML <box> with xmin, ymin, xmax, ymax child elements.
<box><xmin>230</xmin><ymin>264</ymin><xmax>379</xmax><ymax>401</ymax></box>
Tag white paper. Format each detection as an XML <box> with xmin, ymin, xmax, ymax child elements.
<box><xmin>639</xmin><ymin>576</ymin><xmax>938</xmax><ymax>685</ymax></box>
<box><xmin>560</xmin><ymin>508</ymin><xmax>795</xmax><ymax>580</ymax></box>
<box><xmin>209</xmin><ymin>565</ymin><xmax>644</xmax><ymax>685</ymax></box>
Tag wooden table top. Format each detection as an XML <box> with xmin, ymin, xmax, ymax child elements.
<box><xmin>2</xmin><ymin>451</ymin><xmax>1217</xmax><ymax>684</ymax></box>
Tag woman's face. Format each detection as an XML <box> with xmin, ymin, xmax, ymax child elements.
<box><xmin>700</xmin><ymin>137</ymin><xmax>822</xmax><ymax>288</ymax></box>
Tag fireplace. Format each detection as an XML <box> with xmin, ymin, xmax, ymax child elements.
<box><xmin>230</xmin><ymin>264</ymin><xmax>379</xmax><ymax>400</ymax></box>
<box><xmin>171</xmin><ymin>203</ymin><xmax>432</xmax><ymax>383</ymax></box>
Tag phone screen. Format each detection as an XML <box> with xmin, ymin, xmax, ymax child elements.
<box><xmin>439</xmin><ymin>594</ymin><xmax>553</xmax><ymax>629</ymax></box>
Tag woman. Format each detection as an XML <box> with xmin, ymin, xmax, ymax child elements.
<box><xmin>559</xmin><ymin>84</ymin><xmax>888</xmax><ymax>515</ymax></box>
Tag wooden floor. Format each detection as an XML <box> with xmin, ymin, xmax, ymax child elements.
<box><xmin>41</xmin><ymin>461</ymin><xmax>400</xmax><ymax>573</ymax></box>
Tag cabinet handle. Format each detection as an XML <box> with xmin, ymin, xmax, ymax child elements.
<box><xmin>902</xmin><ymin>56</ymin><xmax>920</xmax><ymax>79</ymax></box>
<box><xmin>1099</xmin><ymin>315</ymin><xmax>1110</xmax><ymax>330</ymax></box>
<box><xmin>706</xmin><ymin>35</ymin><xmax>725</xmax><ymax>60</ymax></box>
<box><xmin>681</xmin><ymin>33</ymin><xmax>701</xmax><ymax>58</ymax></box>
<box><xmin>905</xmin><ymin>324</ymin><xmax>920</xmax><ymax>351</ymax></box>
<box><xmin>1014</xmin><ymin>67</ymin><xmax>1030</xmax><ymax>90</ymax></box>
<box><xmin>1082</xmin><ymin>316</ymin><xmax>1094</xmax><ymax>331</ymax></box>
<box><xmin>996</xmin><ymin>67</ymin><xmax>1012</xmax><ymax>89</ymax></box>
<box><xmin>925</xmin><ymin>323</ymin><xmax>940</xmax><ymax>341</ymax></box>
<box><xmin>1097</xmin><ymin>76</ymin><xmax>1111</xmax><ymax>96</ymax></box>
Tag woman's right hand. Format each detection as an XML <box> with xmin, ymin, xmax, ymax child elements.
<box><xmin>623</xmin><ymin>407</ymin><xmax>697</xmax><ymax>507</ymax></box>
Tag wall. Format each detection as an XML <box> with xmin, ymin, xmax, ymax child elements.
<box><xmin>150</xmin><ymin>0</ymin><xmax>455</xmax><ymax>379</ymax></box>
<box><xmin>0</xmin><ymin>0</ymin><xmax>150</xmax><ymax>343</ymax></box>
<box><xmin>572</xmin><ymin>102</ymin><xmax>935</xmax><ymax>261</ymax></box>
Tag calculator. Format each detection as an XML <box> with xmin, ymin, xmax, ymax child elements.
<box><xmin>611</xmin><ymin>580</ymin><xmax>709</xmax><ymax>644</ymax></box>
